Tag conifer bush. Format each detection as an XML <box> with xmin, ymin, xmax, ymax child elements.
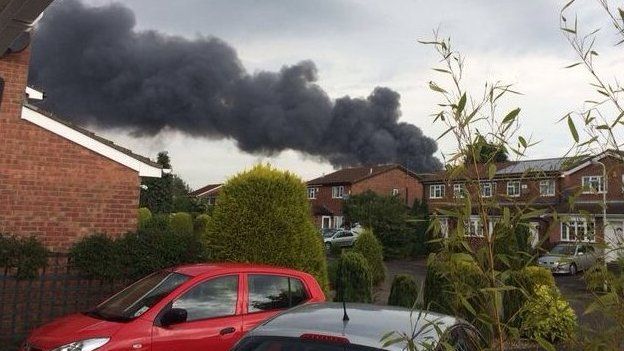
<box><xmin>353</xmin><ymin>228</ymin><xmax>385</xmax><ymax>286</ymax></box>
<box><xmin>205</xmin><ymin>164</ymin><xmax>328</xmax><ymax>290</ymax></box>
<box><xmin>170</xmin><ymin>212</ymin><xmax>193</xmax><ymax>235</ymax></box>
<box><xmin>332</xmin><ymin>251</ymin><xmax>372</xmax><ymax>303</ymax></box>
<box><xmin>387</xmin><ymin>274</ymin><xmax>419</xmax><ymax>308</ymax></box>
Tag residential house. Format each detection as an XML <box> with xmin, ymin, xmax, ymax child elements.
<box><xmin>422</xmin><ymin>152</ymin><xmax>624</xmax><ymax>259</ymax></box>
<box><xmin>189</xmin><ymin>183</ymin><xmax>222</xmax><ymax>205</ymax></box>
<box><xmin>0</xmin><ymin>6</ymin><xmax>163</xmax><ymax>251</ymax></box>
<box><xmin>307</xmin><ymin>164</ymin><xmax>424</xmax><ymax>229</ymax></box>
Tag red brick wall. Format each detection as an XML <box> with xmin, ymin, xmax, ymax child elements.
<box><xmin>309</xmin><ymin>184</ymin><xmax>351</xmax><ymax>216</ymax></box>
<box><xmin>0</xmin><ymin>49</ymin><xmax>141</xmax><ymax>252</ymax></box>
<box><xmin>351</xmin><ymin>168</ymin><xmax>423</xmax><ymax>207</ymax></box>
<box><xmin>562</xmin><ymin>155</ymin><xmax>624</xmax><ymax>202</ymax></box>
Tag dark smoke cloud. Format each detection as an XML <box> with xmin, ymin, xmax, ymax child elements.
<box><xmin>29</xmin><ymin>0</ymin><xmax>442</xmax><ymax>171</ymax></box>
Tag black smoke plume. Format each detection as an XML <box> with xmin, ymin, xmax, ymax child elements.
<box><xmin>29</xmin><ymin>0</ymin><xmax>442</xmax><ymax>171</ymax></box>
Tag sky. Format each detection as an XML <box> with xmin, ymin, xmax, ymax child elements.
<box><xmin>71</xmin><ymin>0</ymin><xmax>620</xmax><ymax>189</ymax></box>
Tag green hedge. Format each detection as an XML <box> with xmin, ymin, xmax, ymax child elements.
<box><xmin>0</xmin><ymin>234</ymin><xmax>47</xmax><ymax>279</ymax></box>
<box><xmin>353</xmin><ymin>229</ymin><xmax>386</xmax><ymax>286</ymax></box>
<box><xmin>170</xmin><ymin>212</ymin><xmax>193</xmax><ymax>235</ymax></box>
<box><xmin>332</xmin><ymin>251</ymin><xmax>372</xmax><ymax>303</ymax></box>
<box><xmin>388</xmin><ymin>274</ymin><xmax>419</xmax><ymax>308</ymax></box>
<box><xmin>138</xmin><ymin>207</ymin><xmax>152</xmax><ymax>228</ymax></box>
<box><xmin>194</xmin><ymin>214</ymin><xmax>211</xmax><ymax>235</ymax></box>
<box><xmin>205</xmin><ymin>164</ymin><xmax>328</xmax><ymax>290</ymax></box>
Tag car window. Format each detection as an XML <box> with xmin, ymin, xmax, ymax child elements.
<box><xmin>248</xmin><ymin>275</ymin><xmax>309</xmax><ymax>313</ymax></box>
<box><xmin>172</xmin><ymin>275</ymin><xmax>239</xmax><ymax>322</ymax></box>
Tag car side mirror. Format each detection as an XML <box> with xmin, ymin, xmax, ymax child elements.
<box><xmin>160</xmin><ymin>308</ymin><xmax>187</xmax><ymax>327</ymax></box>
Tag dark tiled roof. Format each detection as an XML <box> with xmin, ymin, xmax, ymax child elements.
<box><xmin>307</xmin><ymin>164</ymin><xmax>420</xmax><ymax>185</ymax></box>
<box><xmin>190</xmin><ymin>183</ymin><xmax>222</xmax><ymax>196</ymax></box>
<box><xmin>23</xmin><ymin>103</ymin><xmax>162</xmax><ymax>169</ymax></box>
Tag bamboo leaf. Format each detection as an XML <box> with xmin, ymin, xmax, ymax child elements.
<box><xmin>567</xmin><ymin>115</ymin><xmax>579</xmax><ymax>142</ymax></box>
<box><xmin>432</xmin><ymin>68</ymin><xmax>452</xmax><ymax>74</ymax></box>
<box><xmin>456</xmin><ymin>93</ymin><xmax>467</xmax><ymax>115</ymax></box>
<box><xmin>564</xmin><ymin>62</ymin><xmax>582</xmax><ymax>68</ymax></box>
<box><xmin>502</xmin><ymin>108</ymin><xmax>521</xmax><ymax>124</ymax></box>
<box><xmin>536</xmin><ymin>337</ymin><xmax>556</xmax><ymax>351</ymax></box>
<box><xmin>429</xmin><ymin>81</ymin><xmax>448</xmax><ymax>94</ymax></box>
<box><xmin>518</xmin><ymin>136</ymin><xmax>527</xmax><ymax>148</ymax></box>
<box><xmin>488</xmin><ymin>164</ymin><xmax>497</xmax><ymax>180</ymax></box>
<box><xmin>562</xmin><ymin>0</ymin><xmax>575</xmax><ymax>12</ymax></box>
<box><xmin>611</xmin><ymin>110</ymin><xmax>624</xmax><ymax>128</ymax></box>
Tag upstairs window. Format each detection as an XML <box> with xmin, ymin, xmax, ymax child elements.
<box><xmin>453</xmin><ymin>184</ymin><xmax>465</xmax><ymax>198</ymax></box>
<box><xmin>480</xmin><ymin>182</ymin><xmax>494</xmax><ymax>198</ymax></box>
<box><xmin>307</xmin><ymin>187</ymin><xmax>318</xmax><ymax>199</ymax></box>
<box><xmin>506</xmin><ymin>181</ymin><xmax>521</xmax><ymax>197</ymax></box>
<box><xmin>582</xmin><ymin>175</ymin><xmax>605</xmax><ymax>193</ymax></box>
<box><xmin>539</xmin><ymin>180</ymin><xmax>556</xmax><ymax>197</ymax></box>
<box><xmin>331</xmin><ymin>186</ymin><xmax>345</xmax><ymax>199</ymax></box>
<box><xmin>430</xmin><ymin>184</ymin><xmax>445</xmax><ymax>199</ymax></box>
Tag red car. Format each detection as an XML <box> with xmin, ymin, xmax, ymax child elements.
<box><xmin>22</xmin><ymin>263</ymin><xmax>325</xmax><ymax>351</ymax></box>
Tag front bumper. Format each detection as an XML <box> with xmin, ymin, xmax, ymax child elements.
<box><xmin>538</xmin><ymin>262</ymin><xmax>572</xmax><ymax>274</ymax></box>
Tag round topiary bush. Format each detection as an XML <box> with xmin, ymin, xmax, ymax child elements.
<box><xmin>388</xmin><ymin>274</ymin><xmax>420</xmax><ymax>308</ymax></box>
<box><xmin>353</xmin><ymin>229</ymin><xmax>386</xmax><ymax>286</ymax></box>
<box><xmin>170</xmin><ymin>212</ymin><xmax>193</xmax><ymax>235</ymax></box>
<box><xmin>333</xmin><ymin>251</ymin><xmax>372</xmax><ymax>303</ymax></box>
<box><xmin>138</xmin><ymin>207</ymin><xmax>152</xmax><ymax>228</ymax></box>
<box><xmin>205</xmin><ymin>164</ymin><xmax>328</xmax><ymax>290</ymax></box>
<box><xmin>519</xmin><ymin>284</ymin><xmax>577</xmax><ymax>343</ymax></box>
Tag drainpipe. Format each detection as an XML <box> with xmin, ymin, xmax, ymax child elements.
<box><xmin>591</xmin><ymin>158</ymin><xmax>608</xmax><ymax>290</ymax></box>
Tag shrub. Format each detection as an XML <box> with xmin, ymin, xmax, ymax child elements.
<box><xmin>138</xmin><ymin>207</ymin><xmax>152</xmax><ymax>228</ymax></box>
<box><xmin>505</xmin><ymin>265</ymin><xmax>556</xmax><ymax>327</ymax></box>
<box><xmin>194</xmin><ymin>214</ymin><xmax>211</xmax><ymax>235</ymax></box>
<box><xmin>388</xmin><ymin>274</ymin><xmax>419</xmax><ymax>308</ymax></box>
<box><xmin>70</xmin><ymin>233</ymin><xmax>122</xmax><ymax>280</ymax></box>
<box><xmin>170</xmin><ymin>212</ymin><xmax>193</xmax><ymax>235</ymax></box>
<box><xmin>333</xmin><ymin>251</ymin><xmax>372</xmax><ymax>303</ymax></box>
<box><xmin>0</xmin><ymin>235</ymin><xmax>47</xmax><ymax>279</ymax></box>
<box><xmin>492</xmin><ymin>222</ymin><xmax>535</xmax><ymax>270</ymax></box>
<box><xmin>205</xmin><ymin>164</ymin><xmax>328</xmax><ymax>290</ymax></box>
<box><xmin>519</xmin><ymin>285</ymin><xmax>577</xmax><ymax>343</ymax></box>
<box><xmin>353</xmin><ymin>229</ymin><xmax>385</xmax><ymax>285</ymax></box>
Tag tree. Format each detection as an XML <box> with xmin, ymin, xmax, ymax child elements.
<box><xmin>205</xmin><ymin>164</ymin><xmax>328</xmax><ymax>290</ymax></box>
<box><xmin>463</xmin><ymin>134</ymin><xmax>508</xmax><ymax>164</ymax></box>
<box><xmin>140</xmin><ymin>151</ymin><xmax>173</xmax><ymax>213</ymax></box>
<box><xmin>353</xmin><ymin>229</ymin><xmax>385</xmax><ymax>286</ymax></box>
<box><xmin>333</xmin><ymin>251</ymin><xmax>372</xmax><ymax>303</ymax></box>
<box><xmin>343</xmin><ymin>190</ymin><xmax>413</xmax><ymax>259</ymax></box>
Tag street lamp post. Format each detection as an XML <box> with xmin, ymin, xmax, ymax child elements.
<box><xmin>592</xmin><ymin>158</ymin><xmax>608</xmax><ymax>291</ymax></box>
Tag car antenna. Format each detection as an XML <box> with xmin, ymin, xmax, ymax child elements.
<box><xmin>340</xmin><ymin>261</ymin><xmax>349</xmax><ymax>322</ymax></box>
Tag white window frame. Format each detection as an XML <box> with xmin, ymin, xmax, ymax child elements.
<box><xmin>331</xmin><ymin>186</ymin><xmax>345</xmax><ymax>199</ymax></box>
<box><xmin>307</xmin><ymin>187</ymin><xmax>318</xmax><ymax>199</ymax></box>
<box><xmin>429</xmin><ymin>184</ymin><xmax>445</xmax><ymax>199</ymax></box>
<box><xmin>392</xmin><ymin>188</ymin><xmax>399</xmax><ymax>196</ymax></box>
<box><xmin>453</xmin><ymin>183</ymin><xmax>465</xmax><ymax>198</ymax></box>
<box><xmin>480</xmin><ymin>182</ymin><xmax>494</xmax><ymax>198</ymax></box>
<box><xmin>321</xmin><ymin>216</ymin><xmax>332</xmax><ymax>229</ymax></box>
<box><xmin>561</xmin><ymin>217</ymin><xmax>596</xmax><ymax>242</ymax></box>
<box><xmin>539</xmin><ymin>179</ymin><xmax>556</xmax><ymax>197</ymax></box>
<box><xmin>465</xmin><ymin>217</ymin><xmax>485</xmax><ymax>237</ymax></box>
<box><xmin>582</xmin><ymin>175</ymin><xmax>605</xmax><ymax>194</ymax></box>
<box><xmin>506</xmin><ymin>181</ymin><xmax>521</xmax><ymax>197</ymax></box>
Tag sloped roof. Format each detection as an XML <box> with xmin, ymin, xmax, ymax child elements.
<box><xmin>307</xmin><ymin>164</ymin><xmax>420</xmax><ymax>186</ymax></box>
<box><xmin>22</xmin><ymin>104</ymin><xmax>163</xmax><ymax>176</ymax></box>
<box><xmin>190</xmin><ymin>183</ymin><xmax>222</xmax><ymax>197</ymax></box>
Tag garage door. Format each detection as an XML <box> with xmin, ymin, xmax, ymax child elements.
<box><xmin>605</xmin><ymin>219</ymin><xmax>624</xmax><ymax>262</ymax></box>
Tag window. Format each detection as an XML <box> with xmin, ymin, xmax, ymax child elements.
<box><xmin>480</xmin><ymin>182</ymin><xmax>494</xmax><ymax>198</ymax></box>
<box><xmin>561</xmin><ymin>218</ymin><xmax>595</xmax><ymax>242</ymax></box>
<box><xmin>582</xmin><ymin>175</ymin><xmax>605</xmax><ymax>193</ymax></box>
<box><xmin>392</xmin><ymin>188</ymin><xmax>399</xmax><ymax>196</ymax></box>
<box><xmin>453</xmin><ymin>183</ymin><xmax>465</xmax><ymax>198</ymax></box>
<box><xmin>506</xmin><ymin>181</ymin><xmax>521</xmax><ymax>197</ymax></box>
<box><xmin>430</xmin><ymin>184</ymin><xmax>445</xmax><ymax>199</ymax></box>
<box><xmin>248</xmin><ymin>275</ymin><xmax>309</xmax><ymax>313</ymax></box>
<box><xmin>465</xmin><ymin>218</ymin><xmax>484</xmax><ymax>237</ymax></box>
<box><xmin>539</xmin><ymin>180</ymin><xmax>555</xmax><ymax>196</ymax></box>
<box><xmin>172</xmin><ymin>275</ymin><xmax>238</xmax><ymax>321</ymax></box>
<box><xmin>307</xmin><ymin>187</ymin><xmax>318</xmax><ymax>199</ymax></box>
<box><xmin>331</xmin><ymin>186</ymin><xmax>344</xmax><ymax>199</ymax></box>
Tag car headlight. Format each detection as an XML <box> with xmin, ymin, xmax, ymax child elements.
<box><xmin>51</xmin><ymin>338</ymin><xmax>110</xmax><ymax>351</ymax></box>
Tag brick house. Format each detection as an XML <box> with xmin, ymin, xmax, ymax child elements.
<box><xmin>189</xmin><ymin>183</ymin><xmax>222</xmax><ymax>205</ymax></box>
<box><xmin>306</xmin><ymin>164</ymin><xmax>424</xmax><ymax>229</ymax></box>
<box><xmin>0</xmin><ymin>9</ymin><xmax>163</xmax><ymax>251</ymax></box>
<box><xmin>421</xmin><ymin>152</ymin><xmax>624</xmax><ymax>260</ymax></box>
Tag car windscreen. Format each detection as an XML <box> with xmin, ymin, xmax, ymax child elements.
<box><xmin>550</xmin><ymin>245</ymin><xmax>575</xmax><ymax>255</ymax></box>
<box><xmin>86</xmin><ymin>271</ymin><xmax>190</xmax><ymax>322</ymax></box>
<box><xmin>234</xmin><ymin>336</ymin><xmax>383</xmax><ymax>351</ymax></box>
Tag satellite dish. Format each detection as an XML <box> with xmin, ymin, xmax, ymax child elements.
<box><xmin>6</xmin><ymin>31</ymin><xmax>31</xmax><ymax>54</ymax></box>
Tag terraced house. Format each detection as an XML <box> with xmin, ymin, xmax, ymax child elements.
<box><xmin>307</xmin><ymin>164</ymin><xmax>423</xmax><ymax>229</ymax></box>
<box><xmin>422</xmin><ymin>151</ymin><xmax>624</xmax><ymax>260</ymax></box>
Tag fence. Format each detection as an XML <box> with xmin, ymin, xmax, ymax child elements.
<box><xmin>0</xmin><ymin>253</ymin><xmax>128</xmax><ymax>351</ymax></box>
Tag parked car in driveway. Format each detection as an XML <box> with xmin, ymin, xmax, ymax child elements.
<box><xmin>538</xmin><ymin>243</ymin><xmax>599</xmax><ymax>275</ymax></box>
<box><xmin>232</xmin><ymin>302</ymin><xmax>483</xmax><ymax>351</ymax></box>
<box><xmin>321</xmin><ymin>228</ymin><xmax>338</xmax><ymax>239</ymax></box>
<box><xmin>21</xmin><ymin>263</ymin><xmax>325</xmax><ymax>351</ymax></box>
<box><xmin>324</xmin><ymin>229</ymin><xmax>358</xmax><ymax>250</ymax></box>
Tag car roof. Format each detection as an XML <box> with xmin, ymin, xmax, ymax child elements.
<box><xmin>170</xmin><ymin>263</ymin><xmax>309</xmax><ymax>277</ymax></box>
<box><xmin>245</xmin><ymin>302</ymin><xmax>461</xmax><ymax>350</ymax></box>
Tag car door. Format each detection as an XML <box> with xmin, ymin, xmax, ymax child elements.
<box><xmin>242</xmin><ymin>274</ymin><xmax>311</xmax><ymax>334</ymax></box>
<box><xmin>151</xmin><ymin>274</ymin><xmax>244</xmax><ymax>351</ymax></box>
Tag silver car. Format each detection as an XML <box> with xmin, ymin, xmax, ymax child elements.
<box><xmin>538</xmin><ymin>243</ymin><xmax>599</xmax><ymax>275</ymax></box>
<box><xmin>232</xmin><ymin>303</ymin><xmax>482</xmax><ymax>351</ymax></box>
<box><xmin>324</xmin><ymin>229</ymin><xmax>358</xmax><ymax>250</ymax></box>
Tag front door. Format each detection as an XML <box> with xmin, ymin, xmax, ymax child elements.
<box><xmin>151</xmin><ymin>275</ymin><xmax>243</xmax><ymax>351</ymax></box>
